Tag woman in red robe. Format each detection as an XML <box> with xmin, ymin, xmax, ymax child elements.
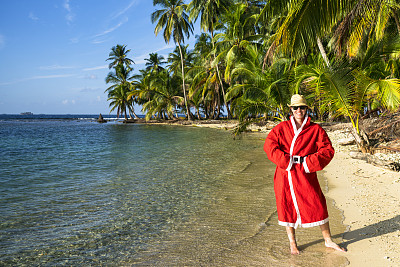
<box><xmin>264</xmin><ymin>94</ymin><xmax>346</xmax><ymax>254</ymax></box>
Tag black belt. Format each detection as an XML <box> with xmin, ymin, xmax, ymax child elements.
<box><xmin>293</xmin><ymin>155</ymin><xmax>304</xmax><ymax>164</ymax></box>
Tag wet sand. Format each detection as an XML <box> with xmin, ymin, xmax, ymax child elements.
<box><xmin>192</xmin><ymin>121</ymin><xmax>400</xmax><ymax>266</ymax></box>
<box><xmin>131</xmin><ymin>131</ymin><xmax>348</xmax><ymax>266</ymax></box>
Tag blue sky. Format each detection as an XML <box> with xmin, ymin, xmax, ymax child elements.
<box><xmin>0</xmin><ymin>0</ymin><xmax>199</xmax><ymax>114</ymax></box>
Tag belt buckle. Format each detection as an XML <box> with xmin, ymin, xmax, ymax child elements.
<box><xmin>293</xmin><ymin>155</ymin><xmax>301</xmax><ymax>164</ymax></box>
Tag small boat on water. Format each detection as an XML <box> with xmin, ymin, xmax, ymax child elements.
<box><xmin>20</xmin><ymin>112</ymin><xmax>33</xmax><ymax>115</ymax></box>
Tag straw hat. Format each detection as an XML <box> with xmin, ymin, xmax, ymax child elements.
<box><xmin>288</xmin><ymin>94</ymin><xmax>309</xmax><ymax>107</ymax></box>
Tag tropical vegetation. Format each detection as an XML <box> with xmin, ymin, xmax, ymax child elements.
<box><xmin>105</xmin><ymin>0</ymin><xmax>400</xmax><ymax>152</ymax></box>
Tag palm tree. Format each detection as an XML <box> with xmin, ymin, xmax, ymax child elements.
<box><xmin>264</xmin><ymin>0</ymin><xmax>348</xmax><ymax>68</ymax></box>
<box><xmin>294</xmin><ymin>39</ymin><xmax>400</xmax><ymax>152</ymax></box>
<box><xmin>214</xmin><ymin>3</ymin><xmax>261</xmax><ymax>83</ymax></box>
<box><xmin>145</xmin><ymin>52</ymin><xmax>167</xmax><ymax>73</ymax></box>
<box><xmin>141</xmin><ymin>71</ymin><xmax>184</xmax><ymax>120</ymax></box>
<box><xmin>167</xmin><ymin>45</ymin><xmax>195</xmax><ymax>76</ymax></box>
<box><xmin>227</xmin><ymin>44</ymin><xmax>292</xmax><ymax>122</ymax></box>
<box><xmin>152</xmin><ymin>0</ymin><xmax>194</xmax><ymax>120</ymax></box>
<box><xmin>106</xmin><ymin>44</ymin><xmax>135</xmax><ymax>69</ymax></box>
<box><xmin>188</xmin><ymin>0</ymin><xmax>233</xmax><ymax>118</ymax></box>
<box><xmin>190</xmin><ymin>33</ymin><xmax>225</xmax><ymax>119</ymax></box>
<box><xmin>107</xmin><ymin>84</ymin><xmax>134</xmax><ymax>120</ymax></box>
<box><xmin>105</xmin><ymin>64</ymin><xmax>138</xmax><ymax>120</ymax></box>
<box><xmin>333</xmin><ymin>0</ymin><xmax>400</xmax><ymax>57</ymax></box>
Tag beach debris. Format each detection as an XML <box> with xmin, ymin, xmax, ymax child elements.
<box><xmin>349</xmin><ymin>151</ymin><xmax>399</xmax><ymax>172</ymax></box>
<box><xmin>97</xmin><ymin>113</ymin><xmax>107</xmax><ymax>123</ymax></box>
<box><xmin>337</xmin><ymin>137</ymin><xmax>356</xmax><ymax>146</ymax></box>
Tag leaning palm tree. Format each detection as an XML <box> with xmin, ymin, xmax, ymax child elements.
<box><xmin>265</xmin><ymin>0</ymin><xmax>347</xmax><ymax>68</ymax></box>
<box><xmin>333</xmin><ymin>0</ymin><xmax>400</xmax><ymax>57</ymax></box>
<box><xmin>106</xmin><ymin>44</ymin><xmax>135</xmax><ymax>69</ymax></box>
<box><xmin>151</xmin><ymin>0</ymin><xmax>194</xmax><ymax>120</ymax></box>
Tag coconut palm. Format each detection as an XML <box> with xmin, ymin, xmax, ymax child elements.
<box><xmin>167</xmin><ymin>45</ymin><xmax>195</xmax><ymax>76</ymax></box>
<box><xmin>214</xmin><ymin>3</ymin><xmax>261</xmax><ymax>83</ymax></box>
<box><xmin>138</xmin><ymin>70</ymin><xmax>184</xmax><ymax>120</ymax></box>
<box><xmin>152</xmin><ymin>0</ymin><xmax>194</xmax><ymax>119</ymax></box>
<box><xmin>227</xmin><ymin>44</ymin><xmax>292</xmax><ymax>121</ymax></box>
<box><xmin>294</xmin><ymin>38</ymin><xmax>400</xmax><ymax>152</ymax></box>
<box><xmin>333</xmin><ymin>0</ymin><xmax>400</xmax><ymax>57</ymax></box>
<box><xmin>188</xmin><ymin>0</ymin><xmax>233</xmax><ymax>118</ymax></box>
<box><xmin>106</xmin><ymin>44</ymin><xmax>135</xmax><ymax>69</ymax></box>
<box><xmin>264</xmin><ymin>0</ymin><xmax>348</xmax><ymax>68</ymax></box>
<box><xmin>145</xmin><ymin>52</ymin><xmax>167</xmax><ymax>73</ymax></box>
<box><xmin>105</xmin><ymin>64</ymin><xmax>138</xmax><ymax>120</ymax></box>
<box><xmin>190</xmin><ymin>33</ymin><xmax>225</xmax><ymax>119</ymax></box>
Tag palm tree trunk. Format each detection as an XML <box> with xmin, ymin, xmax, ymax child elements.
<box><xmin>392</xmin><ymin>10</ymin><xmax>400</xmax><ymax>34</ymax></box>
<box><xmin>211</xmin><ymin>30</ymin><xmax>232</xmax><ymax>119</ymax></box>
<box><xmin>317</xmin><ymin>37</ymin><xmax>331</xmax><ymax>69</ymax></box>
<box><xmin>177</xmin><ymin>42</ymin><xmax>193</xmax><ymax>120</ymax></box>
<box><xmin>124</xmin><ymin>106</ymin><xmax>128</xmax><ymax>121</ymax></box>
<box><xmin>129</xmin><ymin>105</ymin><xmax>139</xmax><ymax>119</ymax></box>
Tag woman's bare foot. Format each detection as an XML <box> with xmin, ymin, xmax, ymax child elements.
<box><xmin>290</xmin><ymin>241</ymin><xmax>300</xmax><ymax>255</ymax></box>
<box><xmin>325</xmin><ymin>240</ymin><xmax>347</xmax><ymax>252</ymax></box>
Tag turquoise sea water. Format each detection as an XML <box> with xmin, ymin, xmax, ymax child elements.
<box><xmin>0</xmin><ymin>116</ymin><xmax>347</xmax><ymax>266</ymax></box>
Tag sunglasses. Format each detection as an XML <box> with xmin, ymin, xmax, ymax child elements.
<box><xmin>292</xmin><ymin>106</ymin><xmax>307</xmax><ymax>110</ymax></box>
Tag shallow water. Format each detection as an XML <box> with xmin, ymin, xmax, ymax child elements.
<box><xmin>0</xmin><ymin>119</ymin><xmax>348</xmax><ymax>266</ymax></box>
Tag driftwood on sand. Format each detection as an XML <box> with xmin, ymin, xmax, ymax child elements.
<box><xmin>349</xmin><ymin>151</ymin><xmax>400</xmax><ymax>172</ymax></box>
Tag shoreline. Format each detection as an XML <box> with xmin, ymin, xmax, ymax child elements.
<box><xmin>159</xmin><ymin>119</ymin><xmax>400</xmax><ymax>266</ymax></box>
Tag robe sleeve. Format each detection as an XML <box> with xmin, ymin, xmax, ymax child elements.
<box><xmin>264</xmin><ymin>126</ymin><xmax>291</xmax><ymax>169</ymax></box>
<box><xmin>304</xmin><ymin>126</ymin><xmax>334</xmax><ymax>173</ymax></box>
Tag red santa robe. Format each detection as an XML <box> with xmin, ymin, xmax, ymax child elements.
<box><xmin>264</xmin><ymin>115</ymin><xmax>334</xmax><ymax>228</ymax></box>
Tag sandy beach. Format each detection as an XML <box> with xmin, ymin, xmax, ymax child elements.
<box><xmin>324</xmin><ymin>130</ymin><xmax>400</xmax><ymax>266</ymax></box>
<box><xmin>187</xmin><ymin>120</ymin><xmax>400</xmax><ymax>266</ymax></box>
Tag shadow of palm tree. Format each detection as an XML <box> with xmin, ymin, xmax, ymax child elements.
<box><xmin>298</xmin><ymin>215</ymin><xmax>400</xmax><ymax>250</ymax></box>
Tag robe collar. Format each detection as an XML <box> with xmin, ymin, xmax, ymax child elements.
<box><xmin>290</xmin><ymin>115</ymin><xmax>309</xmax><ymax>135</ymax></box>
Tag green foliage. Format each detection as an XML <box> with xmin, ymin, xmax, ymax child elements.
<box><xmin>105</xmin><ymin>0</ymin><xmax>400</xmax><ymax>141</ymax></box>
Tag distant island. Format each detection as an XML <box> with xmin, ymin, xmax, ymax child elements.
<box><xmin>20</xmin><ymin>112</ymin><xmax>33</xmax><ymax>115</ymax></box>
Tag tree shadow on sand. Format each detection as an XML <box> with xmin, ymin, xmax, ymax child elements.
<box><xmin>298</xmin><ymin>215</ymin><xmax>400</xmax><ymax>250</ymax></box>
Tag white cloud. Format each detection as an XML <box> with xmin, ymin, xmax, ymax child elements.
<box><xmin>111</xmin><ymin>0</ymin><xmax>138</xmax><ymax>20</ymax></box>
<box><xmin>39</xmin><ymin>65</ymin><xmax>76</xmax><ymax>70</ymax></box>
<box><xmin>63</xmin><ymin>0</ymin><xmax>71</xmax><ymax>12</ymax></box>
<box><xmin>92</xmin><ymin>38</ymin><xmax>109</xmax><ymax>44</ymax></box>
<box><xmin>32</xmin><ymin>74</ymin><xmax>75</xmax><ymax>79</ymax></box>
<box><xmin>66</xmin><ymin>13</ymin><xmax>75</xmax><ymax>23</ymax></box>
<box><xmin>0</xmin><ymin>73</ymin><xmax>76</xmax><ymax>86</ymax></box>
<box><xmin>154</xmin><ymin>44</ymin><xmax>175</xmax><ymax>53</ymax></box>
<box><xmin>83</xmin><ymin>65</ymin><xmax>108</xmax><ymax>71</ymax></box>
<box><xmin>62</xmin><ymin>99</ymin><xmax>76</xmax><ymax>105</ymax></box>
<box><xmin>70</xmin><ymin>37</ymin><xmax>79</xmax><ymax>44</ymax></box>
<box><xmin>80</xmin><ymin>87</ymin><xmax>100</xmax><ymax>92</ymax></box>
<box><xmin>97</xmin><ymin>96</ymin><xmax>101</xmax><ymax>102</ymax></box>
<box><xmin>63</xmin><ymin>0</ymin><xmax>74</xmax><ymax>24</ymax></box>
<box><xmin>29</xmin><ymin>12</ymin><xmax>39</xmax><ymax>21</ymax></box>
<box><xmin>93</xmin><ymin>17</ymin><xmax>128</xmax><ymax>39</ymax></box>
<box><xmin>134</xmin><ymin>44</ymin><xmax>175</xmax><ymax>65</ymax></box>
<box><xmin>83</xmin><ymin>74</ymin><xmax>97</xmax><ymax>80</ymax></box>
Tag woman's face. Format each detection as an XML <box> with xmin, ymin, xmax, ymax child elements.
<box><xmin>291</xmin><ymin>106</ymin><xmax>307</xmax><ymax>120</ymax></box>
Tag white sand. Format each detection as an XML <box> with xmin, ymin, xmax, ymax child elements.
<box><xmin>324</xmin><ymin>147</ymin><xmax>400</xmax><ymax>266</ymax></box>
